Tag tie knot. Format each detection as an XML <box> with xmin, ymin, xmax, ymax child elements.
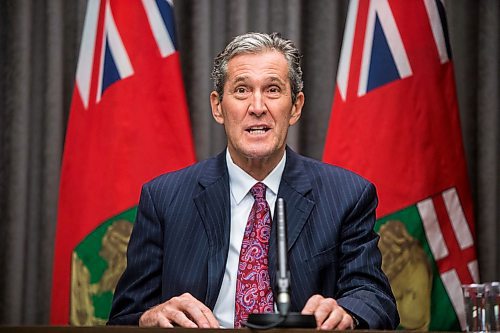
<box><xmin>250</xmin><ymin>182</ymin><xmax>266</xmax><ymax>200</ymax></box>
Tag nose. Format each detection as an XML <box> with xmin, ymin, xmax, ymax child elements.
<box><xmin>248</xmin><ymin>91</ymin><xmax>266</xmax><ymax>116</ymax></box>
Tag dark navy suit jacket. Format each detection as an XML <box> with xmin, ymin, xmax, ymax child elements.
<box><xmin>108</xmin><ymin>147</ymin><xmax>399</xmax><ymax>328</ymax></box>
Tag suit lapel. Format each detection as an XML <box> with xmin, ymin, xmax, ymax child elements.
<box><xmin>269</xmin><ymin>147</ymin><xmax>315</xmax><ymax>292</ymax></box>
<box><xmin>193</xmin><ymin>151</ymin><xmax>231</xmax><ymax>309</ymax></box>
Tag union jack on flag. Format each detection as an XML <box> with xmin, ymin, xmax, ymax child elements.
<box><xmin>336</xmin><ymin>0</ymin><xmax>451</xmax><ymax>102</ymax></box>
<box><xmin>77</xmin><ymin>0</ymin><xmax>178</xmax><ymax>107</ymax></box>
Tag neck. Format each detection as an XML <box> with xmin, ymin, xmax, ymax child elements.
<box><xmin>229</xmin><ymin>149</ymin><xmax>285</xmax><ymax>181</ymax></box>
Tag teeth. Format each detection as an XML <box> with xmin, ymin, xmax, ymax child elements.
<box><xmin>249</xmin><ymin>129</ymin><xmax>266</xmax><ymax>134</ymax></box>
<box><xmin>248</xmin><ymin>126</ymin><xmax>267</xmax><ymax>134</ymax></box>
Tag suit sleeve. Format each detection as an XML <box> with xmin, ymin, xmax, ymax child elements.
<box><xmin>335</xmin><ymin>182</ymin><xmax>400</xmax><ymax>329</ymax></box>
<box><xmin>107</xmin><ymin>184</ymin><xmax>164</xmax><ymax>325</ymax></box>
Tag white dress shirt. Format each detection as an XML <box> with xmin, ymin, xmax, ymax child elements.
<box><xmin>212</xmin><ymin>150</ymin><xmax>286</xmax><ymax>328</ymax></box>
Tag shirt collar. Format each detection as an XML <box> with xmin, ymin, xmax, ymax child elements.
<box><xmin>226</xmin><ymin>149</ymin><xmax>286</xmax><ymax>205</ymax></box>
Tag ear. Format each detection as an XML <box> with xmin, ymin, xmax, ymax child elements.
<box><xmin>289</xmin><ymin>92</ymin><xmax>304</xmax><ymax>126</ymax></box>
<box><xmin>210</xmin><ymin>91</ymin><xmax>224</xmax><ymax>124</ymax></box>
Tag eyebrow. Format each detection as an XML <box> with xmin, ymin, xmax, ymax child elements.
<box><xmin>267</xmin><ymin>77</ymin><xmax>286</xmax><ymax>86</ymax></box>
<box><xmin>231</xmin><ymin>75</ymin><xmax>286</xmax><ymax>86</ymax></box>
<box><xmin>232</xmin><ymin>76</ymin><xmax>249</xmax><ymax>84</ymax></box>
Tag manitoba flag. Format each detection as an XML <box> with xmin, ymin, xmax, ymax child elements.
<box><xmin>323</xmin><ymin>0</ymin><xmax>478</xmax><ymax>330</ymax></box>
<box><xmin>51</xmin><ymin>0</ymin><xmax>195</xmax><ymax>325</ymax></box>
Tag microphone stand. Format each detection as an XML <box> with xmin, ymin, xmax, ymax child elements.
<box><xmin>246</xmin><ymin>198</ymin><xmax>316</xmax><ymax>329</ymax></box>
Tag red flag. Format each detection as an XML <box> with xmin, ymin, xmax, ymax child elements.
<box><xmin>323</xmin><ymin>0</ymin><xmax>478</xmax><ymax>330</ymax></box>
<box><xmin>51</xmin><ymin>0</ymin><xmax>195</xmax><ymax>324</ymax></box>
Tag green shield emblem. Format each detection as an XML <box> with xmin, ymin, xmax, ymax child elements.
<box><xmin>70</xmin><ymin>207</ymin><xmax>136</xmax><ymax>325</ymax></box>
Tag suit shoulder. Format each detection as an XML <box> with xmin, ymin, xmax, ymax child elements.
<box><xmin>143</xmin><ymin>155</ymin><xmax>221</xmax><ymax>193</ymax></box>
<box><xmin>298</xmin><ymin>154</ymin><xmax>372</xmax><ymax>189</ymax></box>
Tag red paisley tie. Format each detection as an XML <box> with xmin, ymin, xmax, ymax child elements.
<box><xmin>234</xmin><ymin>182</ymin><xmax>274</xmax><ymax>328</ymax></box>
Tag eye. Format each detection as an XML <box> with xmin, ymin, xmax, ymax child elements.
<box><xmin>266</xmin><ymin>85</ymin><xmax>282</xmax><ymax>97</ymax></box>
<box><xmin>233</xmin><ymin>86</ymin><xmax>250</xmax><ymax>99</ymax></box>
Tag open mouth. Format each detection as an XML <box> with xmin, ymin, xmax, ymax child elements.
<box><xmin>246</xmin><ymin>126</ymin><xmax>270</xmax><ymax>134</ymax></box>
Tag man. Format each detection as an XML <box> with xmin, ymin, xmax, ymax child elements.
<box><xmin>108</xmin><ymin>32</ymin><xmax>399</xmax><ymax>330</ymax></box>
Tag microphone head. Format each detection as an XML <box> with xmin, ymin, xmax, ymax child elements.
<box><xmin>277</xmin><ymin>197</ymin><xmax>286</xmax><ymax>223</ymax></box>
<box><xmin>276</xmin><ymin>197</ymin><xmax>290</xmax><ymax>306</ymax></box>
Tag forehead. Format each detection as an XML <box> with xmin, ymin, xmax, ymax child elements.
<box><xmin>225</xmin><ymin>50</ymin><xmax>289</xmax><ymax>82</ymax></box>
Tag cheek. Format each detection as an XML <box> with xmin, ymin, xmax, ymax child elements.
<box><xmin>225</xmin><ymin>115</ymin><xmax>243</xmax><ymax>130</ymax></box>
<box><xmin>223</xmin><ymin>104</ymin><xmax>247</xmax><ymax>123</ymax></box>
<box><xmin>281</xmin><ymin>114</ymin><xmax>293</xmax><ymax>129</ymax></box>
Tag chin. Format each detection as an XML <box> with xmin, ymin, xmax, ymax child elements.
<box><xmin>243</xmin><ymin>146</ymin><xmax>278</xmax><ymax>159</ymax></box>
<box><xmin>243</xmin><ymin>151</ymin><xmax>272</xmax><ymax>160</ymax></box>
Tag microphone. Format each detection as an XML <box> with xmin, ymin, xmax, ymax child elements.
<box><xmin>246</xmin><ymin>198</ymin><xmax>316</xmax><ymax>329</ymax></box>
<box><xmin>276</xmin><ymin>197</ymin><xmax>290</xmax><ymax>315</ymax></box>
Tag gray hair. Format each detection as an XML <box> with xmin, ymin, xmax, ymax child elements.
<box><xmin>211</xmin><ymin>32</ymin><xmax>303</xmax><ymax>103</ymax></box>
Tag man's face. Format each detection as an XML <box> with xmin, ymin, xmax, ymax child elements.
<box><xmin>210</xmin><ymin>50</ymin><xmax>304</xmax><ymax>168</ymax></box>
